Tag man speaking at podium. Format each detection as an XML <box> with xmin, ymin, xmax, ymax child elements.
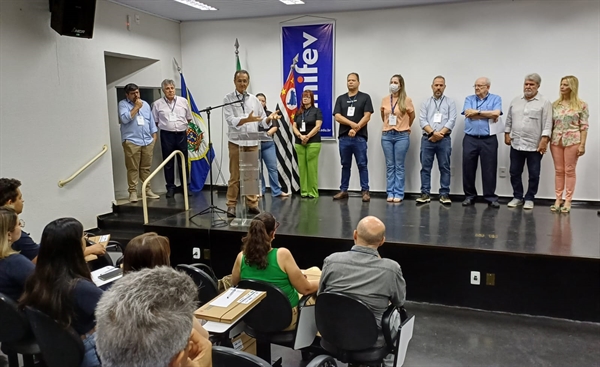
<box><xmin>223</xmin><ymin>70</ymin><xmax>280</xmax><ymax>218</ymax></box>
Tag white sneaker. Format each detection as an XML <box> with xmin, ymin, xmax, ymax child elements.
<box><xmin>507</xmin><ymin>198</ymin><xmax>523</xmax><ymax>208</ymax></box>
<box><xmin>129</xmin><ymin>192</ymin><xmax>138</xmax><ymax>203</ymax></box>
<box><xmin>145</xmin><ymin>190</ymin><xmax>160</xmax><ymax>199</ymax></box>
<box><xmin>523</xmin><ymin>200</ymin><xmax>534</xmax><ymax>209</ymax></box>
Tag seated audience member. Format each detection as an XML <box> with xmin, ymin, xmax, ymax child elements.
<box><xmin>95</xmin><ymin>266</ymin><xmax>212</xmax><ymax>367</ymax></box>
<box><xmin>231</xmin><ymin>212</ymin><xmax>319</xmax><ymax>329</ymax></box>
<box><xmin>20</xmin><ymin>218</ymin><xmax>103</xmax><ymax>367</ymax></box>
<box><xmin>319</xmin><ymin>215</ymin><xmax>406</xmax><ymax>367</ymax></box>
<box><xmin>0</xmin><ymin>178</ymin><xmax>106</xmax><ymax>263</ymax></box>
<box><xmin>0</xmin><ymin>206</ymin><xmax>35</xmax><ymax>301</ymax></box>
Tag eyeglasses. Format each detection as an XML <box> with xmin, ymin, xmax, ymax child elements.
<box><xmin>18</xmin><ymin>219</ymin><xmax>25</xmax><ymax>228</ymax></box>
<box><xmin>274</xmin><ymin>221</ymin><xmax>281</xmax><ymax>230</ymax></box>
<box><xmin>473</xmin><ymin>84</ymin><xmax>488</xmax><ymax>88</ymax></box>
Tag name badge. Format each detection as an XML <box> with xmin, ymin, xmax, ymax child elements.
<box><xmin>347</xmin><ymin>106</ymin><xmax>355</xmax><ymax>117</ymax></box>
<box><xmin>388</xmin><ymin>115</ymin><xmax>397</xmax><ymax>126</ymax></box>
<box><xmin>168</xmin><ymin>112</ymin><xmax>177</xmax><ymax>122</ymax></box>
<box><xmin>300</xmin><ymin>121</ymin><xmax>306</xmax><ymax>132</ymax></box>
<box><xmin>433</xmin><ymin>113</ymin><xmax>442</xmax><ymax>123</ymax></box>
<box><xmin>136</xmin><ymin>116</ymin><xmax>145</xmax><ymax>126</ymax></box>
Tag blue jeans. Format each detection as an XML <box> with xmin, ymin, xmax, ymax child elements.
<box><xmin>260</xmin><ymin>141</ymin><xmax>282</xmax><ymax>196</ymax></box>
<box><xmin>339</xmin><ymin>136</ymin><xmax>369</xmax><ymax>192</ymax></box>
<box><xmin>81</xmin><ymin>331</ymin><xmax>100</xmax><ymax>367</ymax></box>
<box><xmin>509</xmin><ymin>147</ymin><xmax>542</xmax><ymax>201</ymax></box>
<box><xmin>381</xmin><ymin>131</ymin><xmax>410</xmax><ymax>199</ymax></box>
<box><xmin>420</xmin><ymin>135</ymin><xmax>452</xmax><ymax>196</ymax></box>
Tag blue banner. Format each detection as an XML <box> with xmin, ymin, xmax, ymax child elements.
<box><xmin>282</xmin><ymin>23</ymin><xmax>335</xmax><ymax>139</ymax></box>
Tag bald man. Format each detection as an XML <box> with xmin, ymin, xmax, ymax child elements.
<box><xmin>319</xmin><ymin>216</ymin><xmax>406</xmax><ymax>365</ymax></box>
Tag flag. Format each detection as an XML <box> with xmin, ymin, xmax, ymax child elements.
<box><xmin>181</xmin><ymin>73</ymin><xmax>214</xmax><ymax>192</ymax></box>
<box><xmin>273</xmin><ymin>62</ymin><xmax>301</xmax><ymax>194</ymax></box>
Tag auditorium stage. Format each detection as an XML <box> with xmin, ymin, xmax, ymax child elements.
<box><xmin>139</xmin><ymin>190</ymin><xmax>600</xmax><ymax>322</ymax></box>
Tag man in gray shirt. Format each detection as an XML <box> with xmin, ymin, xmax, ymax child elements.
<box><xmin>319</xmin><ymin>216</ymin><xmax>406</xmax><ymax>364</ymax></box>
<box><xmin>504</xmin><ymin>73</ymin><xmax>552</xmax><ymax>209</ymax></box>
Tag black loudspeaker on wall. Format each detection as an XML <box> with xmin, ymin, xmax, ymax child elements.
<box><xmin>50</xmin><ymin>0</ymin><xmax>97</xmax><ymax>39</ymax></box>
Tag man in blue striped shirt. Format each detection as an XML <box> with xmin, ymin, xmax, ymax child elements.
<box><xmin>461</xmin><ymin>77</ymin><xmax>503</xmax><ymax>208</ymax></box>
<box><xmin>118</xmin><ymin>83</ymin><xmax>159</xmax><ymax>202</ymax></box>
<box><xmin>417</xmin><ymin>76</ymin><xmax>457</xmax><ymax>205</ymax></box>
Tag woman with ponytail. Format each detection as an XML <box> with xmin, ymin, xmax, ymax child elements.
<box><xmin>231</xmin><ymin>212</ymin><xmax>318</xmax><ymax>329</ymax></box>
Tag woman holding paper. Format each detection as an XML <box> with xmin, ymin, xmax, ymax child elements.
<box><xmin>20</xmin><ymin>218</ymin><xmax>103</xmax><ymax>367</ymax></box>
<box><xmin>293</xmin><ymin>90</ymin><xmax>323</xmax><ymax>198</ymax></box>
<box><xmin>231</xmin><ymin>212</ymin><xmax>319</xmax><ymax>329</ymax></box>
<box><xmin>380</xmin><ymin>74</ymin><xmax>415</xmax><ymax>203</ymax></box>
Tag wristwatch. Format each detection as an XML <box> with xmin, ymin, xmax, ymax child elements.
<box><xmin>428</xmin><ymin>131</ymin><xmax>434</xmax><ymax>138</ymax></box>
<box><xmin>477</xmin><ymin>109</ymin><xmax>481</xmax><ymax>114</ymax></box>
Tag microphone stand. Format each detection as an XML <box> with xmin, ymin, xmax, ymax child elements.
<box><xmin>189</xmin><ymin>99</ymin><xmax>244</xmax><ymax>224</ymax></box>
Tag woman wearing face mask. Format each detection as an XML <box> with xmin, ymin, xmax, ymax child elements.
<box><xmin>256</xmin><ymin>93</ymin><xmax>288</xmax><ymax>198</ymax></box>
<box><xmin>380</xmin><ymin>74</ymin><xmax>415</xmax><ymax>202</ymax></box>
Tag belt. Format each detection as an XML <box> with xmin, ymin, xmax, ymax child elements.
<box><xmin>466</xmin><ymin>134</ymin><xmax>493</xmax><ymax>139</ymax></box>
<box><xmin>161</xmin><ymin>130</ymin><xmax>187</xmax><ymax>134</ymax></box>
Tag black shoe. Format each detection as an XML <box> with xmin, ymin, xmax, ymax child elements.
<box><xmin>226</xmin><ymin>206</ymin><xmax>236</xmax><ymax>218</ymax></box>
<box><xmin>462</xmin><ymin>198</ymin><xmax>474</xmax><ymax>206</ymax></box>
<box><xmin>488</xmin><ymin>201</ymin><xmax>500</xmax><ymax>208</ymax></box>
<box><xmin>416</xmin><ymin>193</ymin><xmax>431</xmax><ymax>204</ymax></box>
<box><xmin>248</xmin><ymin>206</ymin><xmax>260</xmax><ymax>215</ymax></box>
<box><xmin>166</xmin><ymin>189</ymin><xmax>175</xmax><ymax>198</ymax></box>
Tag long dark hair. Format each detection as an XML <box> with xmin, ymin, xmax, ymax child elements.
<box><xmin>19</xmin><ymin>218</ymin><xmax>91</xmax><ymax>328</ymax></box>
<box><xmin>241</xmin><ymin>212</ymin><xmax>277</xmax><ymax>270</ymax></box>
<box><xmin>123</xmin><ymin>232</ymin><xmax>171</xmax><ymax>274</ymax></box>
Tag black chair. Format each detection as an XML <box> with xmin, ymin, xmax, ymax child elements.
<box><xmin>212</xmin><ymin>345</ymin><xmax>271</xmax><ymax>367</ymax></box>
<box><xmin>0</xmin><ymin>293</ymin><xmax>40</xmax><ymax>367</ymax></box>
<box><xmin>237</xmin><ymin>279</ymin><xmax>318</xmax><ymax>361</ymax></box>
<box><xmin>24</xmin><ymin>306</ymin><xmax>84</xmax><ymax>367</ymax></box>
<box><xmin>176</xmin><ymin>263</ymin><xmax>219</xmax><ymax>305</ymax></box>
<box><xmin>315</xmin><ymin>292</ymin><xmax>400</xmax><ymax>367</ymax></box>
<box><xmin>87</xmin><ymin>239</ymin><xmax>125</xmax><ymax>271</ymax></box>
<box><xmin>306</xmin><ymin>355</ymin><xmax>338</xmax><ymax>367</ymax></box>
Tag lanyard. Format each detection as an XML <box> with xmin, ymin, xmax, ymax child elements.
<box><xmin>302</xmin><ymin>107</ymin><xmax>310</xmax><ymax>122</ymax></box>
<box><xmin>476</xmin><ymin>95</ymin><xmax>488</xmax><ymax>110</ymax></box>
<box><xmin>165</xmin><ymin>96</ymin><xmax>177</xmax><ymax>113</ymax></box>
<box><xmin>390</xmin><ymin>95</ymin><xmax>399</xmax><ymax>114</ymax></box>
<box><xmin>348</xmin><ymin>93</ymin><xmax>356</xmax><ymax>107</ymax></box>
<box><xmin>433</xmin><ymin>96</ymin><xmax>444</xmax><ymax>112</ymax></box>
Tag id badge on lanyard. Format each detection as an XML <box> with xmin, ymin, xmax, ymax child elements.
<box><xmin>136</xmin><ymin>115</ymin><xmax>145</xmax><ymax>126</ymax></box>
<box><xmin>300</xmin><ymin>121</ymin><xmax>306</xmax><ymax>132</ymax></box>
<box><xmin>347</xmin><ymin>106</ymin><xmax>355</xmax><ymax>117</ymax></box>
<box><xmin>389</xmin><ymin>95</ymin><xmax>398</xmax><ymax>126</ymax></box>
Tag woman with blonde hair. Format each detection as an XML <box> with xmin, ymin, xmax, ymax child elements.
<box><xmin>380</xmin><ymin>74</ymin><xmax>415</xmax><ymax>202</ymax></box>
<box><xmin>550</xmin><ymin>76</ymin><xmax>589</xmax><ymax>213</ymax></box>
<box><xmin>0</xmin><ymin>206</ymin><xmax>34</xmax><ymax>301</ymax></box>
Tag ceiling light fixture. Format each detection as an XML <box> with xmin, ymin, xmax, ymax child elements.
<box><xmin>280</xmin><ymin>0</ymin><xmax>305</xmax><ymax>5</ymax></box>
<box><xmin>173</xmin><ymin>0</ymin><xmax>217</xmax><ymax>11</ymax></box>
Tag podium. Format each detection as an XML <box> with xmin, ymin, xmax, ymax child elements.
<box><xmin>228</xmin><ymin>131</ymin><xmax>272</xmax><ymax>227</ymax></box>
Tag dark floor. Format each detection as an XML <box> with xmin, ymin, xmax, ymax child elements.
<box><xmin>272</xmin><ymin>301</ymin><xmax>600</xmax><ymax>367</ymax></box>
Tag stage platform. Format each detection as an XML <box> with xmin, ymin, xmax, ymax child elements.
<box><xmin>138</xmin><ymin>190</ymin><xmax>600</xmax><ymax>322</ymax></box>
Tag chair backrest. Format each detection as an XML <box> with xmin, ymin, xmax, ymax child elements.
<box><xmin>237</xmin><ymin>279</ymin><xmax>293</xmax><ymax>333</ymax></box>
<box><xmin>0</xmin><ymin>292</ymin><xmax>31</xmax><ymax>342</ymax></box>
<box><xmin>212</xmin><ymin>345</ymin><xmax>271</xmax><ymax>367</ymax></box>
<box><xmin>24</xmin><ymin>306</ymin><xmax>84</xmax><ymax>367</ymax></box>
<box><xmin>316</xmin><ymin>292</ymin><xmax>379</xmax><ymax>351</ymax></box>
<box><xmin>176</xmin><ymin>264</ymin><xmax>219</xmax><ymax>305</ymax></box>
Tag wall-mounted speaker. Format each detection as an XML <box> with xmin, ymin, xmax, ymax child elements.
<box><xmin>50</xmin><ymin>0</ymin><xmax>97</xmax><ymax>39</ymax></box>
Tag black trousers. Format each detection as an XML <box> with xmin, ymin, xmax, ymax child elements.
<box><xmin>462</xmin><ymin>134</ymin><xmax>498</xmax><ymax>202</ymax></box>
<box><xmin>160</xmin><ymin>130</ymin><xmax>188</xmax><ymax>191</ymax></box>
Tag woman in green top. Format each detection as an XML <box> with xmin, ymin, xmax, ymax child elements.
<box><xmin>231</xmin><ymin>212</ymin><xmax>319</xmax><ymax>329</ymax></box>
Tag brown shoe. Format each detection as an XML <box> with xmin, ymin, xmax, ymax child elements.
<box><xmin>333</xmin><ymin>191</ymin><xmax>349</xmax><ymax>200</ymax></box>
<box><xmin>226</xmin><ymin>206</ymin><xmax>236</xmax><ymax>218</ymax></box>
<box><xmin>248</xmin><ymin>206</ymin><xmax>261</xmax><ymax>215</ymax></box>
<box><xmin>362</xmin><ymin>190</ymin><xmax>370</xmax><ymax>202</ymax></box>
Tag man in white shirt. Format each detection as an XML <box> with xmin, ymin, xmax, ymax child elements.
<box><xmin>504</xmin><ymin>73</ymin><xmax>552</xmax><ymax>209</ymax></box>
<box><xmin>223</xmin><ymin>70</ymin><xmax>280</xmax><ymax>217</ymax></box>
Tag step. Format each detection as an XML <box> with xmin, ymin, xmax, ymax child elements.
<box><xmin>113</xmin><ymin>201</ymin><xmax>184</xmax><ymax>216</ymax></box>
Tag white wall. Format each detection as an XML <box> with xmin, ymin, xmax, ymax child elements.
<box><xmin>181</xmin><ymin>0</ymin><xmax>600</xmax><ymax>201</ymax></box>
<box><xmin>0</xmin><ymin>0</ymin><xmax>182</xmax><ymax>238</ymax></box>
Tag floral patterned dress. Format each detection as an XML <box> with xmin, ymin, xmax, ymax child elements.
<box><xmin>551</xmin><ymin>102</ymin><xmax>589</xmax><ymax>147</ymax></box>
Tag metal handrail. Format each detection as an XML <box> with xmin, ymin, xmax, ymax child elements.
<box><xmin>142</xmin><ymin>150</ymin><xmax>189</xmax><ymax>224</ymax></box>
<box><xmin>58</xmin><ymin>145</ymin><xmax>108</xmax><ymax>188</ymax></box>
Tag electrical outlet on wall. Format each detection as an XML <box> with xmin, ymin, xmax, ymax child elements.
<box><xmin>470</xmin><ymin>271</ymin><xmax>481</xmax><ymax>285</ymax></box>
<box><xmin>499</xmin><ymin>167</ymin><xmax>507</xmax><ymax>178</ymax></box>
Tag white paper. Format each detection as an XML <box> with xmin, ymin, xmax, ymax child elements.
<box><xmin>488</xmin><ymin>116</ymin><xmax>505</xmax><ymax>135</ymax></box>
<box><xmin>99</xmin><ymin>235</ymin><xmax>109</xmax><ymax>242</ymax></box>
<box><xmin>237</xmin><ymin>290</ymin><xmax>261</xmax><ymax>305</ymax></box>
<box><xmin>395</xmin><ymin>315</ymin><xmax>415</xmax><ymax>367</ymax></box>
<box><xmin>91</xmin><ymin>266</ymin><xmax>123</xmax><ymax>287</ymax></box>
<box><xmin>210</xmin><ymin>288</ymin><xmax>245</xmax><ymax>307</ymax></box>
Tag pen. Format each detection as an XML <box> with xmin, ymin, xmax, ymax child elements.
<box><xmin>226</xmin><ymin>286</ymin><xmax>238</xmax><ymax>299</ymax></box>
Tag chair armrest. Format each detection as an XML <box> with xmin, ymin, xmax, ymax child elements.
<box><xmin>381</xmin><ymin>304</ymin><xmax>398</xmax><ymax>349</ymax></box>
<box><xmin>298</xmin><ymin>293</ymin><xmax>316</xmax><ymax>308</ymax></box>
<box><xmin>306</xmin><ymin>354</ymin><xmax>338</xmax><ymax>367</ymax></box>
<box><xmin>106</xmin><ymin>240</ymin><xmax>125</xmax><ymax>253</ymax></box>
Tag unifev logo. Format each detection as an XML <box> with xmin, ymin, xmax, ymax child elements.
<box><xmin>282</xmin><ymin>23</ymin><xmax>334</xmax><ymax>139</ymax></box>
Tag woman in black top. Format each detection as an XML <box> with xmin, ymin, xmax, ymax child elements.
<box><xmin>20</xmin><ymin>218</ymin><xmax>103</xmax><ymax>367</ymax></box>
<box><xmin>292</xmin><ymin>90</ymin><xmax>323</xmax><ymax>198</ymax></box>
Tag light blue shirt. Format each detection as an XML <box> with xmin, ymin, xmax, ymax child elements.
<box><xmin>419</xmin><ymin>95</ymin><xmax>457</xmax><ymax>132</ymax></box>
<box><xmin>118</xmin><ymin>98</ymin><xmax>157</xmax><ymax>146</ymax></box>
<box><xmin>462</xmin><ymin>93</ymin><xmax>503</xmax><ymax>136</ymax></box>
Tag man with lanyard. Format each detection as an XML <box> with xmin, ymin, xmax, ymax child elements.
<box><xmin>152</xmin><ymin>79</ymin><xmax>196</xmax><ymax>198</ymax></box>
<box><xmin>333</xmin><ymin>72</ymin><xmax>374</xmax><ymax>202</ymax></box>
<box><xmin>417</xmin><ymin>76</ymin><xmax>457</xmax><ymax>205</ymax></box>
<box><xmin>461</xmin><ymin>77</ymin><xmax>503</xmax><ymax>208</ymax></box>
<box><xmin>504</xmin><ymin>73</ymin><xmax>552</xmax><ymax>210</ymax></box>
<box><xmin>118</xmin><ymin>83</ymin><xmax>159</xmax><ymax>202</ymax></box>
<box><xmin>223</xmin><ymin>70</ymin><xmax>280</xmax><ymax>218</ymax></box>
